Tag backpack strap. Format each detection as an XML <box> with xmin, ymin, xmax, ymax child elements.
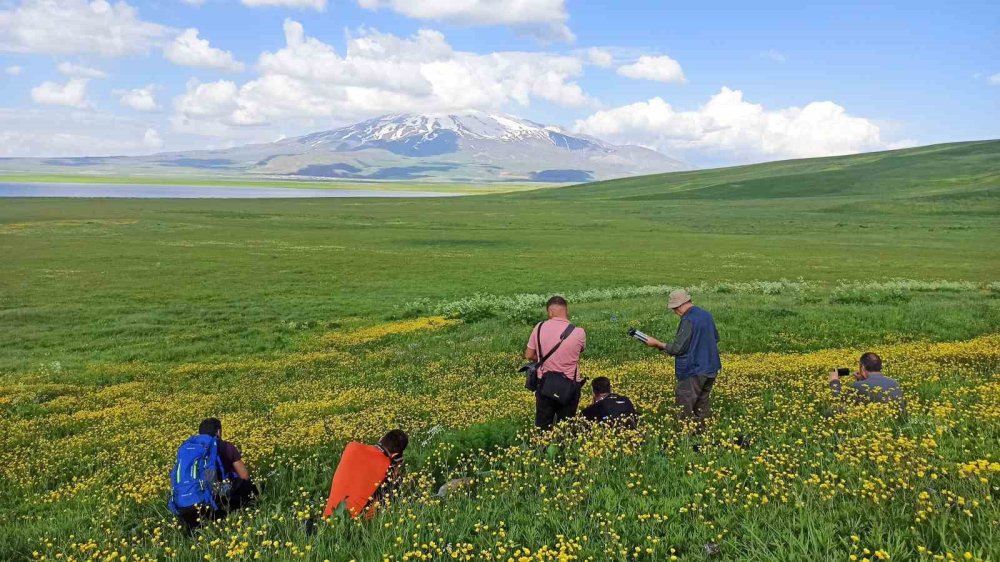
<box><xmin>534</xmin><ymin>321</ymin><xmax>543</xmax><ymax>366</ymax></box>
<box><xmin>211</xmin><ymin>438</ymin><xmax>227</xmax><ymax>481</ymax></box>
<box><xmin>204</xmin><ymin>437</ymin><xmax>223</xmax><ymax>510</ymax></box>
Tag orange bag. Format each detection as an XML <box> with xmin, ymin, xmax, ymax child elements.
<box><xmin>322</xmin><ymin>442</ymin><xmax>392</xmax><ymax>519</ymax></box>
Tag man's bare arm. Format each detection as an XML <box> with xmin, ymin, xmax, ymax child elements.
<box><xmin>232</xmin><ymin>459</ymin><xmax>251</xmax><ymax>481</ymax></box>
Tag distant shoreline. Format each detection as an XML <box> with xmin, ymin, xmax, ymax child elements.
<box><xmin>0</xmin><ymin>174</ymin><xmax>552</xmax><ymax>195</ymax></box>
<box><xmin>0</xmin><ymin>181</ymin><xmax>465</xmax><ymax>199</ymax></box>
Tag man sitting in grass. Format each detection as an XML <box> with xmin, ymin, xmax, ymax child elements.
<box><xmin>323</xmin><ymin>429</ymin><xmax>408</xmax><ymax>520</ymax></box>
<box><xmin>581</xmin><ymin>377</ymin><xmax>637</xmax><ymax>429</ymax></box>
<box><xmin>829</xmin><ymin>352</ymin><xmax>906</xmax><ymax>416</ymax></box>
<box><xmin>169</xmin><ymin>418</ymin><xmax>259</xmax><ymax>533</ymax></box>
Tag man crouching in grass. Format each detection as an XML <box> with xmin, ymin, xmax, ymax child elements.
<box><xmin>322</xmin><ymin>429</ymin><xmax>408</xmax><ymax>520</ymax></box>
<box><xmin>829</xmin><ymin>352</ymin><xmax>906</xmax><ymax>416</ymax></box>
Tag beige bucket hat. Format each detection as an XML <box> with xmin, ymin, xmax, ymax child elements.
<box><xmin>668</xmin><ymin>289</ymin><xmax>692</xmax><ymax>309</ymax></box>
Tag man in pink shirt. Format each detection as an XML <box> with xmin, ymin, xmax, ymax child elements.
<box><xmin>525</xmin><ymin>296</ymin><xmax>587</xmax><ymax>429</ymax></box>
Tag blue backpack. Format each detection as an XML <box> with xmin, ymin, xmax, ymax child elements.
<box><xmin>168</xmin><ymin>434</ymin><xmax>225</xmax><ymax>514</ymax></box>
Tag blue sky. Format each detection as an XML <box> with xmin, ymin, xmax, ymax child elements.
<box><xmin>1</xmin><ymin>0</ymin><xmax>997</xmax><ymax>165</ymax></box>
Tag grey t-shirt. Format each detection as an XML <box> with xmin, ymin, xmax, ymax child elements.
<box><xmin>831</xmin><ymin>373</ymin><xmax>906</xmax><ymax>414</ymax></box>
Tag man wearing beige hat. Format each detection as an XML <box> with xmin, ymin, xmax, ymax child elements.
<box><xmin>642</xmin><ymin>289</ymin><xmax>721</xmax><ymax>428</ymax></box>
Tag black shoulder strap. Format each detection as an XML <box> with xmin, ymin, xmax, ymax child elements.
<box><xmin>537</xmin><ymin>322</ymin><xmax>576</xmax><ymax>369</ymax></box>
<box><xmin>534</xmin><ymin>321</ymin><xmax>543</xmax><ymax>364</ymax></box>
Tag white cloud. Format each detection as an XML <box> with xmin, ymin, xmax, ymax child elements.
<box><xmin>0</xmin><ymin>108</ymin><xmax>171</xmax><ymax>156</ymax></box>
<box><xmin>31</xmin><ymin>78</ymin><xmax>90</xmax><ymax>107</ymax></box>
<box><xmin>116</xmin><ymin>85</ymin><xmax>160</xmax><ymax>111</ymax></box>
<box><xmin>172</xmin><ymin>78</ymin><xmax>241</xmax><ymax>134</ymax></box>
<box><xmin>172</xmin><ymin>20</ymin><xmax>592</xmax><ymax>136</ymax></box>
<box><xmin>181</xmin><ymin>0</ymin><xmax>205</xmax><ymax>5</ymax></box>
<box><xmin>357</xmin><ymin>0</ymin><xmax>573</xmax><ymax>42</ymax></box>
<box><xmin>241</xmin><ymin>0</ymin><xmax>327</xmax><ymax>10</ymax></box>
<box><xmin>574</xmin><ymin>87</ymin><xmax>885</xmax><ymax>164</ymax></box>
<box><xmin>5</xmin><ymin>65</ymin><xmax>22</xmax><ymax>76</ymax></box>
<box><xmin>142</xmin><ymin>127</ymin><xmax>163</xmax><ymax>148</ymax></box>
<box><xmin>0</xmin><ymin>0</ymin><xmax>171</xmax><ymax>56</ymax></box>
<box><xmin>617</xmin><ymin>55</ymin><xmax>685</xmax><ymax>83</ymax></box>
<box><xmin>57</xmin><ymin>62</ymin><xmax>107</xmax><ymax>78</ymax></box>
<box><xmin>763</xmin><ymin>49</ymin><xmax>786</xmax><ymax>63</ymax></box>
<box><xmin>585</xmin><ymin>47</ymin><xmax>613</xmax><ymax>68</ymax></box>
<box><xmin>989</xmin><ymin>73</ymin><xmax>1000</xmax><ymax>85</ymax></box>
<box><xmin>164</xmin><ymin>28</ymin><xmax>245</xmax><ymax>71</ymax></box>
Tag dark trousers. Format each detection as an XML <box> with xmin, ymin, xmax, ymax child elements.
<box><xmin>177</xmin><ymin>479</ymin><xmax>259</xmax><ymax>533</ymax></box>
<box><xmin>177</xmin><ymin>504</ymin><xmax>221</xmax><ymax>534</ymax></box>
<box><xmin>535</xmin><ymin>386</ymin><xmax>581</xmax><ymax>430</ymax></box>
<box><xmin>222</xmin><ymin>478</ymin><xmax>259</xmax><ymax>512</ymax></box>
<box><xmin>675</xmin><ymin>375</ymin><xmax>716</xmax><ymax>429</ymax></box>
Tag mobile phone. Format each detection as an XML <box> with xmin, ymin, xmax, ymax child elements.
<box><xmin>836</xmin><ymin>367</ymin><xmax>850</xmax><ymax>377</ymax></box>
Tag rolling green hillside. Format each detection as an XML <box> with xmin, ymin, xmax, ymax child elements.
<box><xmin>521</xmin><ymin>140</ymin><xmax>1000</xmax><ymax>202</ymax></box>
<box><xmin>1</xmin><ymin>140</ymin><xmax>997</xmax><ymax>373</ymax></box>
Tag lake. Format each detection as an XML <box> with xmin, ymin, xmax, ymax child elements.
<box><xmin>0</xmin><ymin>182</ymin><xmax>461</xmax><ymax>199</ymax></box>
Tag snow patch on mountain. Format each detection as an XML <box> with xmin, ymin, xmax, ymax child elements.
<box><xmin>293</xmin><ymin>111</ymin><xmax>610</xmax><ymax>153</ymax></box>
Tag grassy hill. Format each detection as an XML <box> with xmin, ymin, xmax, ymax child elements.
<box><xmin>1</xmin><ymin>141</ymin><xmax>998</xmax><ymax>373</ymax></box>
<box><xmin>0</xmin><ymin>141</ymin><xmax>998</xmax><ymax>561</ymax></box>
<box><xmin>521</xmin><ymin>140</ymin><xmax>1000</xmax><ymax>202</ymax></box>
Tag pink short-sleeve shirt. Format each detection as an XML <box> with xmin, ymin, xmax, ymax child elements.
<box><xmin>526</xmin><ymin>318</ymin><xmax>586</xmax><ymax>381</ymax></box>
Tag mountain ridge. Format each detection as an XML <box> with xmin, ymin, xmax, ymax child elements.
<box><xmin>0</xmin><ymin>111</ymin><xmax>689</xmax><ymax>183</ymax></box>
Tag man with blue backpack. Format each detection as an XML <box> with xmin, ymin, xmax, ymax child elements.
<box><xmin>169</xmin><ymin>418</ymin><xmax>258</xmax><ymax>533</ymax></box>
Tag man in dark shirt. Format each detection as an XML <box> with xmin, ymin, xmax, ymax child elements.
<box><xmin>581</xmin><ymin>377</ymin><xmax>637</xmax><ymax>428</ymax></box>
<box><xmin>173</xmin><ymin>418</ymin><xmax>259</xmax><ymax>533</ymax></box>
<box><xmin>199</xmin><ymin>418</ymin><xmax>259</xmax><ymax>513</ymax></box>
<box><xmin>829</xmin><ymin>352</ymin><xmax>906</xmax><ymax>416</ymax></box>
<box><xmin>641</xmin><ymin>289</ymin><xmax>721</xmax><ymax>429</ymax></box>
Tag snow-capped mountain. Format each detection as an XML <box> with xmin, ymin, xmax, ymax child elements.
<box><xmin>256</xmin><ymin>111</ymin><xmax>687</xmax><ymax>181</ymax></box>
<box><xmin>0</xmin><ymin>112</ymin><xmax>688</xmax><ymax>183</ymax></box>
<box><xmin>292</xmin><ymin>112</ymin><xmax>612</xmax><ymax>155</ymax></box>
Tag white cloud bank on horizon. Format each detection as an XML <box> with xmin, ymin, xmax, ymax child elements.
<box><xmin>142</xmin><ymin>127</ymin><xmax>163</xmax><ymax>148</ymax></box>
<box><xmin>357</xmin><ymin>0</ymin><xmax>574</xmax><ymax>43</ymax></box>
<box><xmin>172</xmin><ymin>19</ymin><xmax>592</xmax><ymax>135</ymax></box>
<box><xmin>574</xmin><ymin>87</ymin><xmax>889</xmax><ymax>163</ymax></box>
<box><xmin>0</xmin><ymin>108</ymin><xmax>173</xmax><ymax>156</ymax></box>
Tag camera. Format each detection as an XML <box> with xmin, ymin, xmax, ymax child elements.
<box><xmin>627</xmin><ymin>328</ymin><xmax>649</xmax><ymax>343</ymax></box>
<box><xmin>836</xmin><ymin>367</ymin><xmax>851</xmax><ymax>378</ymax></box>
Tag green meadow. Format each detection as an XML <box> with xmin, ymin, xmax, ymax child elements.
<box><xmin>0</xmin><ymin>140</ymin><xmax>998</xmax><ymax>561</ymax></box>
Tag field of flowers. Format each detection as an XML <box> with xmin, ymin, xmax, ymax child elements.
<box><xmin>1</xmin><ymin>173</ymin><xmax>997</xmax><ymax>561</ymax></box>
<box><xmin>2</xmin><ymin>302</ymin><xmax>998</xmax><ymax>561</ymax></box>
